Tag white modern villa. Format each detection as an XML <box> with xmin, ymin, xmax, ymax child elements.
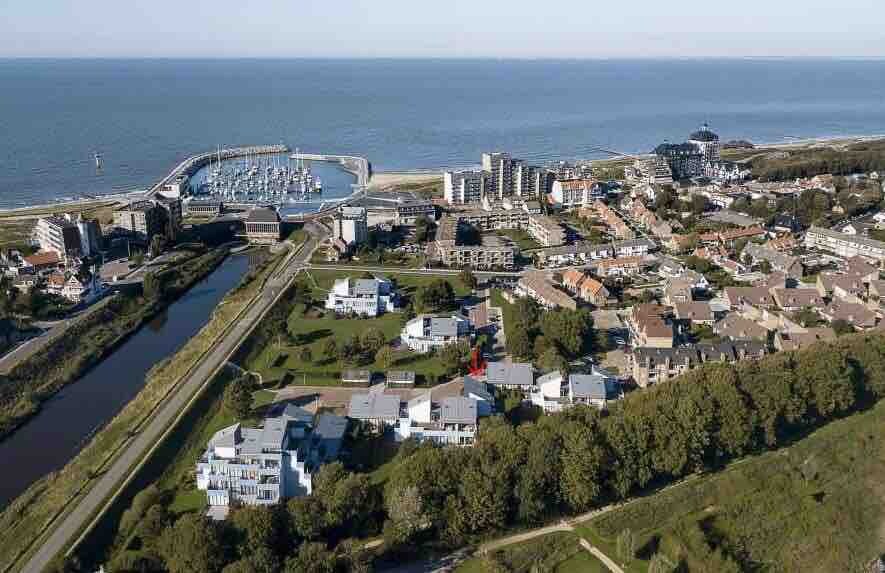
<box><xmin>325</xmin><ymin>276</ymin><xmax>397</xmax><ymax>317</ymax></box>
<box><xmin>530</xmin><ymin>367</ymin><xmax>622</xmax><ymax>413</ymax></box>
<box><xmin>400</xmin><ymin>314</ymin><xmax>472</xmax><ymax>353</ymax></box>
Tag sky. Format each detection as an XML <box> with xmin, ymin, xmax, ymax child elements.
<box><xmin>3</xmin><ymin>0</ymin><xmax>885</xmax><ymax>59</ymax></box>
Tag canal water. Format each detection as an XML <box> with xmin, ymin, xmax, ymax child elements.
<box><xmin>0</xmin><ymin>254</ymin><xmax>250</xmax><ymax>508</ymax></box>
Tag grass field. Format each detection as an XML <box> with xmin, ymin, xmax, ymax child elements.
<box><xmin>576</xmin><ymin>399</ymin><xmax>885</xmax><ymax>572</ymax></box>
<box><xmin>243</xmin><ymin>269</ymin><xmax>472</xmax><ymax>387</ymax></box>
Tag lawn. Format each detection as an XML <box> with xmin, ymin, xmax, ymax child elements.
<box><xmin>244</xmin><ymin>270</ymin><xmax>473</xmax><ymax>387</ymax></box>
<box><xmin>576</xmin><ymin>399</ymin><xmax>885</xmax><ymax>572</ymax></box>
<box><xmin>495</xmin><ymin>228</ymin><xmax>542</xmax><ymax>251</ymax></box>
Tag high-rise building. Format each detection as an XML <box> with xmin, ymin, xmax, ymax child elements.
<box><xmin>113</xmin><ymin>200</ymin><xmax>167</xmax><ymax>243</ymax></box>
<box><xmin>333</xmin><ymin>206</ymin><xmax>368</xmax><ymax>246</ymax></box>
<box><xmin>444</xmin><ymin>171</ymin><xmax>489</xmax><ymax>205</ymax></box>
<box><xmin>76</xmin><ymin>217</ymin><xmax>102</xmax><ymax>257</ymax></box>
<box><xmin>688</xmin><ymin>123</ymin><xmax>721</xmax><ymax>163</ymax></box>
<box><xmin>654</xmin><ymin>124</ymin><xmax>721</xmax><ymax>180</ymax></box>
<box><xmin>444</xmin><ymin>152</ymin><xmax>549</xmax><ymax>205</ymax></box>
<box><xmin>33</xmin><ymin>216</ymin><xmax>83</xmax><ymax>258</ymax></box>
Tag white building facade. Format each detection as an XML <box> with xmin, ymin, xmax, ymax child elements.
<box><xmin>325</xmin><ymin>276</ymin><xmax>397</xmax><ymax>317</ymax></box>
<box><xmin>400</xmin><ymin>314</ymin><xmax>472</xmax><ymax>353</ymax></box>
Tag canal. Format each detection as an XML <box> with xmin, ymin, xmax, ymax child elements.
<box><xmin>0</xmin><ymin>254</ymin><xmax>250</xmax><ymax>508</ymax></box>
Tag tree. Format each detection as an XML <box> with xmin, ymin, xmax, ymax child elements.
<box><xmin>508</xmin><ymin>327</ymin><xmax>533</xmax><ymax>360</ymax></box>
<box><xmin>758</xmin><ymin>259</ymin><xmax>772</xmax><ymax>274</ymax></box>
<box><xmin>415</xmin><ymin>279</ymin><xmax>455</xmax><ymax>312</ymax></box>
<box><xmin>143</xmin><ymin>271</ymin><xmax>162</xmax><ymax>300</ymax></box>
<box><xmin>230</xmin><ymin>505</ymin><xmax>287</xmax><ymax>557</ymax></box>
<box><xmin>690</xmin><ymin>194</ymin><xmax>708</xmax><ymax>215</ymax></box>
<box><xmin>298</xmin><ymin>346</ymin><xmax>313</xmax><ymax>365</ymax></box>
<box><xmin>224</xmin><ymin>376</ymin><xmax>254</xmax><ymax>419</ymax></box>
<box><xmin>459</xmin><ymin>266</ymin><xmax>478</xmax><ymax>290</ymax></box>
<box><xmin>322</xmin><ymin>339</ymin><xmax>338</xmax><ymax>363</ymax></box>
<box><xmin>157</xmin><ymin>514</ymin><xmax>224</xmax><ymax>573</ymax></box>
<box><xmin>616</xmin><ymin>528</ymin><xmax>637</xmax><ymax>566</ymax></box>
<box><xmin>831</xmin><ymin>319</ymin><xmax>854</xmax><ymax>336</ymax></box>
<box><xmin>288</xmin><ymin>496</ymin><xmax>325</xmax><ymax>540</ymax></box>
<box><xmin>361</xmin><ymin>328</ymin><xmax>386</xmax><ymax>355</ymax></box>
<box><xmin>284</xmin><ymin>542</ymin><xmax>335</xmax><ymax>573</ymax></box>
<box><xmin>376</xmin><ymin>345</ymin><xmax>394</xmax><ymax>370</ymax></box>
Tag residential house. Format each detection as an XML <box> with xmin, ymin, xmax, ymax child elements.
<box><xmin>743</xmin><ymin>243</ymin><xmax>803</xmax><ymax>278</ymax></box>
<box><xmin>632</xmin><ymin>341</ymin><xmax>766</xmax><ymax>387</ymax></box>
<box><xmin>529</xmin><ymin>367</ymin><xmax>621</xmax><ymax>412</ymax></box>
<box><xmin>23</xmin><ymin>251</ymin><xmax>61</xmax><ymax>272</ymax></box>
<box><xmin>400</xmin><ymin>314</ymin><xmax>472</xmax><ymax>353</ymax></box>
<box><xmin>771</xmin><ymin>288</ymin><xmax>824</xmax><ymax>312</ymax></box>
<box><xmin>832</xmin><ymin>275</ymin><xmax>866</xmax><ymax>303</ymax></box>
<box><xmin>516</xmin><ymin>273</ymin><xmax>577</xmax><ymax>310</ymax></box>
<box><xmin>663</xmin><ymin>277</ymin><xmax>694</xmax><ymax>305</ymax></box>
<box><xmin>561</xmin><ymin>269</ymin><xmax>588</xmax><ymax>292</ymax></box>
<box><xmin>485</xmin><ymin>362</ymin><xmax>535</xmax><ymax>392</ymax></box>
<box><xmin>673</xmin><ymin>302</ymin><xmax>715</xmax><ymax>326</ymax></box>
<box><xmin>347</xmin><ymin>393</ymin><xmax>401</xmax><ymax>429</ymax></box>
<box><xmin>535</xmin><ymin>243</ymin><xmax>613</xmax><ymax>267</ymax></box>
<box><xmin>774</xmin><ymin>327</ymin><xmax>837</xmax><ymax>352</ymax></box>
<box><xmin>594</xmin><ymin>256</ymin><xmax>646</xmax><ymax>278</ymax></box>
<box><xmin>713</xmin><ymin>315</ymin><xmax>769</xmax><ymax>341</ymax></box>
<box><xmin>578</xmin><ymin>276</ymin><xmax>611</xmax><ymax>306</ymax></box>
<box><xmin>820</xmin><ymin>300</ymin><xmax>877</xmax><ymax>330</ymax></box>
<box><xmin>629</xmin><ymin>303</ymin><xmax>673</xmax><ymax>348</ymax></box>
<box><xmin>657</xmin><ymin>256</ymin><xmax>686</xmax><ymax>279</ymax></box>
<box><xmin>325</xmin><ymin>276</ymin><xmax>397</xmax><ymax>317</ymax></box>
<box><xmin>723</xmin><ymin>287</ymin><xmax>776</xmax><ymax>309</ymax></box>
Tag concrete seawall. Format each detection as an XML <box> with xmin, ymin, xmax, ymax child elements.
<box><xmin>290</xmin><ymin>153</ymin><xmax>371</xmax><ymax>187</ymax></box>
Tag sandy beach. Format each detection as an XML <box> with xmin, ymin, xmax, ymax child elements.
<box><xmin>367</xmin><ymin>171</ymin><xmax>443</xmax><ymax>191</ymax></box>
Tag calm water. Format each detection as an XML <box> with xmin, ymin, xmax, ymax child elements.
<box><xmin>2</xmin><ymin>58</ymin><xmax>885</xmax><ymax>207</ymax></box>
<box><xmin>0</xmin><ymin>255</ymin><xmax>249</xmax><ymax>508</ymax></box>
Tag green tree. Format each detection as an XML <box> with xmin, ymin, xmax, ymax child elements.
<box><xmin>288</xmin><ymin>496</ymin><xmax>325</xmax><ymax>541</ymax></box>
<box><xmin>157</xmin><ymin>514</ymin><xmax>224</xmax><ymax>573</ymax></box>
<box><xmin>224</xmin><ymin>376</ymin><xmax>254</xmax><ymax>419</ymax></box>
<box><xmin>649</xmin><ymin>552</ymin><xmax>675</xmax><ymax>573</ymax></box>
<box><xmin>361</xmin><ymin>327</ymin><xmax>386</xmax><ymax>355</ymax></box>
<box><xmin>322</xmin><ymin>339</ymin><xmax>338</xmax><ymax>363</ymax></box>
<box><xmin>230</xmin><ymin>505</ymin><xmax>287</xmax><ymax>557</ymax></box>
<box><xmin>376</xmin><ymin>345</ymin><xmax>394</xmax><ymax>370</ymax></box>
<box><xmin>831</xmin><ymin>319</ymin><xmax>854</xmax><ymax>336</ymax></box>
<box><xmin>508</xmin><ymin>327</ymin><xmax>533</xmax><ymax>360</ymax></box>
<box><xmin>414</xmin><ymin>279</ymin><xmax>456</xmax><ymax>312</ymax></box>
<box><xmin>298</xmin><ymin>346</ymin><xmax>313</xmax><ymax>364</ymax></box>
<box><xmin>459</xmin><ymin>266</ymin><xmax>478</xmax><ymax>290</ymax></box>
<box><xmin>284</xmin><ymin>542</ymin><xmax>335</xmax><ymax>573</ymax></box>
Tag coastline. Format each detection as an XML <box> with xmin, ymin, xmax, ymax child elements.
<box><xmin>3</xmin><ymin>132</ymin><xmax>885</xmax><ymax>214</ymax></box>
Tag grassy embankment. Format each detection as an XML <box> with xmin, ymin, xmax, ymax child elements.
<box><xmin>0</xmin><ymin>247</ymin><xmax>286</xmax><ymax>572</ymax></box>
<box><xmin>244</xmin><ymin>269</ymin><xmax>471</xmax><ymax>387</ymax></box>
<box><xmin>455</xmin><ymin>532</ymin><xmax>608</xmax><ymax>573</ymax></box>
<box><xmin>0</xmin><ymin>201</ymin><xmax>120</xmax><ymax>249</ymax></box>
<box><xmin>0</xmin><ymin>246</ymin><xmax>228</xmax><ymax>441</ymax></box>
<box><xmin>573</xmin><ymin>397</ymin><xmax>885</xmax><ymax>572</ymax></box>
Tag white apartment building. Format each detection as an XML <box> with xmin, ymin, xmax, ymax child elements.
<box><xmin>444</xmin><ymin>171</ymin><xmax>488</xmax><ymax>205</ymax></box>
<box><xmin>333</xmin><ymin>206</ymin><xmax>368</xmax><ymax>246</ymax></box>
<box><xmin>33</xmin><ymin>216</ymin><xmax>83</xmax><ymax>258</ymax></box>
<box><xmin>550</xmin><ymin>179</ymin><xmax>603</xmax><ymax>207</ymax></box>
<box><xmin>325</xmin><ymin>276</ymin><xmax>397</xmax><ymax>317</ymax></box>
<box><xmin>527</xmin><ymin>215</ymin><xmax>566</xmax><ymax>247</ymax></box>
<box><xmin>805</xmin><ymin>226</ymin><xmax>885</xmax><ymax>263</ymax></box>
<box><xmin>196</xmin><ymin>406</ymin><xmax>346</xmax><ymax>510</ymax></box>
<box><xmin>400</xmin><ymin>314</ymin><xmax>472</xmax><ymax>353</ymax></box>
<box><xmin>529</xmin><ymin>368</ymin><xmax>621</xmax><ymax>413</ymax></box>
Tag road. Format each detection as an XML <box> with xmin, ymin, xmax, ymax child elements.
<box><xmin>21</xmin><ymin>228</ymin><xmax>325</xmax><ymax>573</ymax></box>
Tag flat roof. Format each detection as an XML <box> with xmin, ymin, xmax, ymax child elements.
<box><xmin>440</xmin><ymin>396</ymin><xmax>477</xmax><ymax>425</ymax></box>
<box><xmin>348</xmin><ymin>393</ymin><xmax>400</xmax><ymax>420</ymax></box>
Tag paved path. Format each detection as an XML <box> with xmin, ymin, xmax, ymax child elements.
<box><xmin>21</xmin><ymin>230</ymin><xmax>325</xmax><ymax>573</ymax></box>
<box><xmin>579</xmin><ymin>538</ymin><xmax>625</xmax><ymax>573</ymax></box>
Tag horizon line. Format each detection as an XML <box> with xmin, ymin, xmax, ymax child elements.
<box><xmin>2</xmin><ymin>55</ymin><xmax>885</xmax><ymax>62</ymax></box>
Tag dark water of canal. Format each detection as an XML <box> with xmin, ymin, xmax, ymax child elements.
<box><xmin>0</xmin><ymin>254</ymin><xmax>250</xmax><ymax>508</ymax></box>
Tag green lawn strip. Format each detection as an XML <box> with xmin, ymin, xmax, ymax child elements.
<box><xmin>578</xmin><ymin>399</ymin><xmax>885</xmax><ymax>572</ymax></box>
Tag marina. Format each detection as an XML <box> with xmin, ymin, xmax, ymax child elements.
<box><xmin>187</xmin><ymin>150</ymin><xmax>361</xmax><ymax>216</ymax></box>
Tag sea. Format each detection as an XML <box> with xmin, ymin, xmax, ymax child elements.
<box><xmin>2</xmin><ymin>58</ymin><xmax>885</xmax><ymax>209</ymax></box>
